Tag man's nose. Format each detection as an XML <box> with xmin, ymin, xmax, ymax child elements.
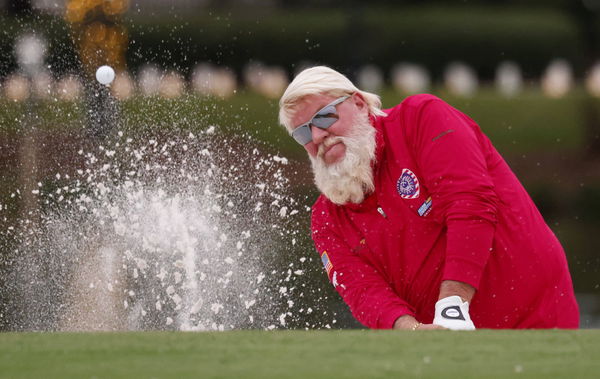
<box><xmin>311</xmin><ymin>126</ymin><xmax>329</xmax><ymax>144</ymax></box>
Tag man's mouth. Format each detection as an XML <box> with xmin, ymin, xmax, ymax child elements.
<box><xmin>318</xmin><ymin>140</ymin><xmax>341</xmax><ymax>158</ymax></box>
<box><xmin>323</xmin><ymin>142</ymin><xmax>338</xmax><ymax>155</ymax></box>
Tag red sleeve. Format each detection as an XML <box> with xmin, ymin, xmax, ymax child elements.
<box><xmin>404</xmin><ymin>96</ymin><xmax>499</xmax><ymax>289</ymax></box>
<box><xmin>311</xmin><ymin>202</ymin><xmax>415</xmax><ymax>329</ymax></box>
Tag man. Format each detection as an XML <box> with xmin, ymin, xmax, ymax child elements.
<box><xmin>278</xmin><ymin>66</ymin><xmax>579</xmax><ymax>330</ymax></box>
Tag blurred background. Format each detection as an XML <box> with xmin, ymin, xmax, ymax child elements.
<box><xmin>0</xmin><ymin>0</ymin><xmax>599</xmax><ymax>329</ymax></box>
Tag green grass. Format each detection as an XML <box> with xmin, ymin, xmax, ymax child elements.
<box><xmin>381</xmin><ymin>87</ymin><xmax>590</xmax><ymax>155</ymax></box>
<box><xmin>1</xmin><ymin>88</ymin><xmax>595</xmax><ymax>160</ymax></box>
<box><xmin>0</xmin><ymin>330</ymin><xmax>598</xmax><ymax>378</ymax></box>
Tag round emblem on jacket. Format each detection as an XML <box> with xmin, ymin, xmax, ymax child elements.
<box><xmin>397</xmin><ymin>168</ymin><xmax>420</xmax><ymax>199</ymax></box>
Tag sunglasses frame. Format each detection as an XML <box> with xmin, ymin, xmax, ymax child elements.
<box><xmin>291</xmin><ymin>95</ymin><xmax>350</xmax><ymax>145</ymax></box>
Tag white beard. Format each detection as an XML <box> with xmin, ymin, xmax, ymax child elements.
<box><xmin>310</xmin><ymin>112</ymin><xmax>377</xmax><ymax>205</ymax></box>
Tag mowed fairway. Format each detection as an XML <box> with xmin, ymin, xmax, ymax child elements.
<box><xmin>0</xmin><ymin>330</ymin><xmax>598</xmax><ymax>378</ymax></box>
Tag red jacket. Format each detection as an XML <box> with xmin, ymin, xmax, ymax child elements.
<box><xmin>311</xmin><ymin>94</ymin><xmax>579</xmax><ymax>329</ymax></box>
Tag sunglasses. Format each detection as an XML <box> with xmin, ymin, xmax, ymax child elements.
<box><xmin>291</xmin><ymin>95</ymin><xmax>350</xmax><ymax>145</ymax></box>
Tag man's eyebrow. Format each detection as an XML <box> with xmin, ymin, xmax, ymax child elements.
<box><xmin>303</xmin><ymin>102</ymin><xmax>329</xmax><ymax>123</ymax></box>
<box><xmin>313</xmin><ymin>102</ymin><xmax>330</xmax><ymax>114</ymax></box>
<box><xmin>432</xmin><ymin>129</ymin><xmax>454</xmax><ymax>141</ymax></box>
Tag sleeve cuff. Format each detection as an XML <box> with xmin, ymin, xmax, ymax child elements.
<box><xmin>442</xmin><ymin>257</ymin><xmax>487</xmax><ymax>290</ymax></box>
<box><xmin>379</xmin><ymin>307</ymin><xmax>415</xmax><ymax>329</ymax></box>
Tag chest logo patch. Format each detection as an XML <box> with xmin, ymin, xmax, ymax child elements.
<box><xmin>397</xmin><ymin>168</ymin><xmax>420</xmax><ymax>199</ymax></box>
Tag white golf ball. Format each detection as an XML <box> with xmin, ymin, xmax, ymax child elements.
<box><xmin>95</xmin><ymin>65</ymin><xmax>115</xmax><ymax>85</ymax></box>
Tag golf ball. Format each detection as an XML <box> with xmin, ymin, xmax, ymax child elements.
<box><xmin>96</xmin><ymin>65</ymin><xmax>115</xmax><ymax>85</ymax></box>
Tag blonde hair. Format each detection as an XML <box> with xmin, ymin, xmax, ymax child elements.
<box><xmin>278</xmin><ymin>66</ymin><xmax>387</xmax><ymax>131</ymax></box>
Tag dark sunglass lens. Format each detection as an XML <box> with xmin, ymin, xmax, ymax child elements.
<box><xmin>312</xmin><ymin>116</ymin><xmax>337</xmax><ymax>129</ymax></box>
<box><xmin>292</xmin><ymin>125</ymin><xmax>312</xmax><ymax>145</ymax></box>
<box><xmin>316</xmin><ymin>105</ymin><xmax>337</xmax><ymax>118</ymax></box>
<box><xmin>312</xmin><ymin>106</ymin><xmax>339</xmax><ymax>128</ymax></box>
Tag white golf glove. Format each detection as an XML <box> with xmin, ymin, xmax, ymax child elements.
<box><xmin>433</xmin><ymin>295</ymin><xmax>476</xmax><ymax>330</ymax></box>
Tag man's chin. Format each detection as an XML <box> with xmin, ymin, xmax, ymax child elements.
<box><xmin>311</xmin><ymin>157</ymin><xmax>371</xmax><ymax>205</ymax></box>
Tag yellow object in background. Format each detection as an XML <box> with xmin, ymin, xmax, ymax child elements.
<box><xmin>65</xmin><ymin>0</ymin><xmax>129</xmax><ymax>76</ymax></box>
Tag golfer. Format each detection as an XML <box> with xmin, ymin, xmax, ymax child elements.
<box><xmin>278</xmin><ymin>66</ymin><xmax>579</xmax><ymax>330</ymax></box>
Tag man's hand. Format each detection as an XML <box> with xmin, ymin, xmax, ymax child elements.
<box><xmin>433</xmin><ymin>295</ymin><xmax>476</xmax><ymax>330</ymax></box>
<box><xmin>393</xmin><ymin>315</ymin><xmax>446</xmax><ymax>330</ymax></box>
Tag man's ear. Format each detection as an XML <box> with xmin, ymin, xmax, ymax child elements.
<box><xmin>352</xmin><ymin>92</ymin><xmax>368</xmax><ymax>111</ymax></box>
